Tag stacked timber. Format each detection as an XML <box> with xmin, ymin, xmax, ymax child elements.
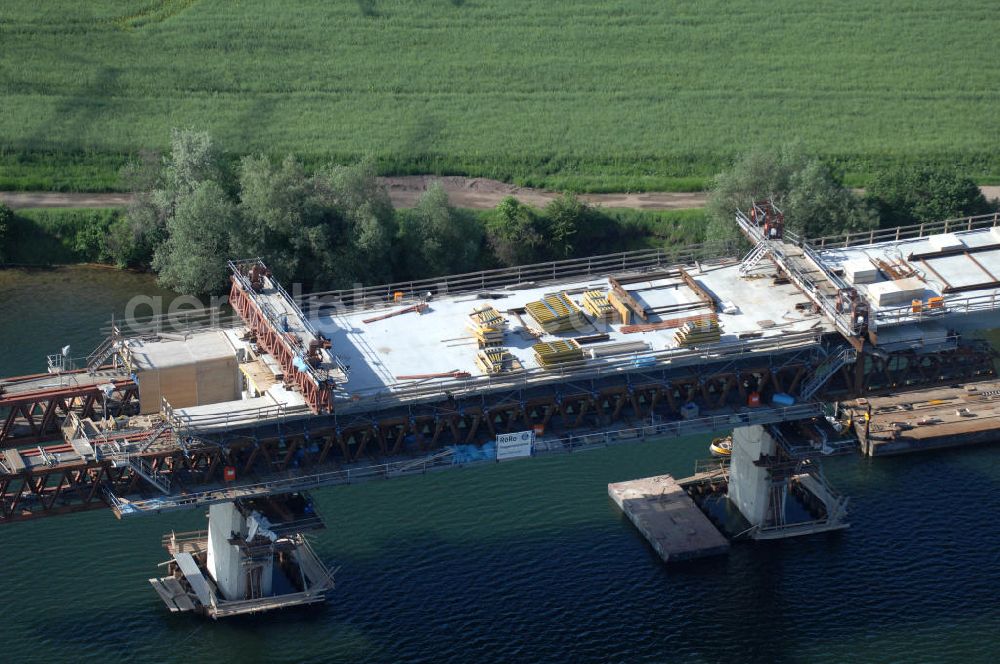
<box><xmin>476</xmin><ymin>348</ymin><xmax>523</xmax><ymax>375</ymax></box>
<box><xmin>468</xmin><ymin>305</ymin><xmax>506</xmax><ymax>347</ymax></box>
<box><xmin>674</xmin><ymin>318</ymin><xmax>721</xmax><ymax>346</ymax></box>
<box><xmin>621</xmin><ymin>312</ymin><xmax>718</xmax><ymax>334</ymax></box>
<box><xmin>525</xmin><ymin>292</ymin><xmax>588</xmax><ymax>333</ymax></box>
<box><xmin>606</xmin><ymin>290</ymin><xmax>634</xmax><ymax>325</ymax></box>
<box><xmin>533</xmin><ymin>339</ymin><xmax>584</xmax><ymax>368</ymax></box>
<box><xmin>582</xmin><ymin>290</ymin><xmax>616</xmax><ymax>322</ymax></box>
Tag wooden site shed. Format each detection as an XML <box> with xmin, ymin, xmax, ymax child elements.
<box><xmin>127</xmin><ymin>331</ymin><xmax>241</xmax><ymax>414</ymax></box>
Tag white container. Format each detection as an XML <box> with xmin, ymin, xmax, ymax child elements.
<box><xmin>864</xmin><ymin>277</ymin><xmax>926</xmax><ymax>307</ymax></box>
<box><xmin>843</xmin><ymin>259</ymin><xmax>879</xmax><ymax>284</ymax></box>
<box><xmin>928</xmin><ymin>233</ymin><xmax>964</xmax><ymax>252</ymax></box>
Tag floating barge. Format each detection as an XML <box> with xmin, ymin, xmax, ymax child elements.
<box><xmin>847</xmin><ymin>379</ymin><xmax>1000</xmax><ymax>456</ymax></box>
<box><xmin>608</xmin><ymin>474</ymin><xmax>730</xmax><ymax>563</ymax></box>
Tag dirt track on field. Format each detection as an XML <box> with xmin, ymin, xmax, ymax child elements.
<box><xmin>2</xmin><ymin>178</ymin><xmax>998</xmax><ymax>211</ymax></box>
<box><xmin>0</xmin><ymin>176</ymin><xmax>709</xmax><ymax>211</ymax></box>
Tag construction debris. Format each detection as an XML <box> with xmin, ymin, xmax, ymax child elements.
<box><xmin>506</xmin><ymin>308</ymin><xmax>543</xmax><ymax>339</ymax></box>
<box><xmin>585</xmin><ymin>340</ymin><xmax>650</xmax><ymax>358</ymax></box>
<box><xmin>606</xmin><ymin>290</ymin><xmax>637</xmax><ymax>325</ymax></box>
<box><xmin>532</xmin><ymin>339</ymin><xmax>584</xmax><ymax>368</ymax></box>
<box><xmin>525</xmin><ymin>292</ymin><xmax>588</xmax><ymax>333</ymax></box>
<box><xmin>574</xmin><ymin>333</ymin><xmax>612</xmax><ymax>345</ymax></box>
<box><xmin>395</xmin><ymin>371</ymin><xmax>471</xmax><ymax>381</ymax></box>
<box><xmin>607</xmin><ymin>277</ymin><xmax>649</xmax><ymax>321</ymax></box>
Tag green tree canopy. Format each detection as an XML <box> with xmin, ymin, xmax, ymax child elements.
<box><xmin>784</xmin><ymin>160</ymin><xmax>878</xmax><ymax>239</ymax></box>
<box><xmin>866</xmin><ymin>165</ymin><xmax>992</xmax><ymax>229</ymax></box>
<box><xmin>397</xmin><ymin>182</ymin><xmax>483</xmax><ymax>278</ymax></box>
<box><xmin>0</xmin><ymin>203</ymin><xmax>11</xmax><ymax>263</ymax></box>
<box><xmin>238</xmin><ymin>155</ymin><xmax>398</xmax><ymax>290</ymax></box>
<box><xmin>485</xmin><ymin>196</ymin><xmax>544</xmax><ymax>267</ymax></box>
<box><xmin>541</xmin><ymin>193</ymin><xmax>612</xmax><ymax>259</ymax></box>
<box><xmin>152</xmin><ymin>180</ymin><xmax>240</xmax><ymax>294</ymax></box>
<box><xmin>238</xmin><ymin>153</ymin><xmax>322</xmax><ymax>284</ymax></box>
<box><xmin>705</xmin><ymin>146</ymin><xmax>876</xmax><ymax>242</ymax></box>
<box><xmin>312</xmin><ymin>159</ymin><xmax>397</xmax><ymax>289</ymax></box>
<box><xmin>121</xmin><ymin>128</ymin><xmax>229</xmax><ymax>268</ymax></box>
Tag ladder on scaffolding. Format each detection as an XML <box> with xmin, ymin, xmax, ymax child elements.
<box><xmin>739</xmin><ymin>240</ymin><xmax>771</xmax><ymax>276</ymax></box>
<box><xmin>799</xmin><ymin>347</ymin><xmax>858</xmax><ymax>401</ymax></box>
<box><xmin>108</xmin><ymin>444</ymin><xmax>172</xmax><ymax>494</ymax></box>
<box><xmin>85</xmin><ymin>326</ymin><xmax>124</xmax><ymax>375</ymax></box>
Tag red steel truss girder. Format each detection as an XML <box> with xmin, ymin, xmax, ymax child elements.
<box><xmin>0</xmin><ymin>379</ymin><xmax>137</xmax><ymax>447</ymax></box>
<box><xmin>229</xmin><ymin>277</ymin><xmax>332</xmax><ymax>414</ymax></box>
<box><xmin>2</xmin><ymin>343</ymin><xmax>993</xmax><ymax>523</ymax></box>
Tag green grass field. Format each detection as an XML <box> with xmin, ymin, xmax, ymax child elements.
<box><xmin>1</xmin><ymin>1</ymin><xmax>998</xmax><ymax>191</ymax></box>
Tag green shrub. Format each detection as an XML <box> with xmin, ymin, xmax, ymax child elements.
<box><xmin>2</xmin><ymin>208</ymin><xmax>129</xmax><ymax>265</ymax></box>
<box><xmin>866</xmin><ymin>165</ymin><xmax>994</xmax><ymax>228</ymax></box>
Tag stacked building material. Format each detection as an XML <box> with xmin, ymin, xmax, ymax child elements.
<box><xmin>606</xmin><ymin>290</ymin><xmax>633</xmax><ymax>325</ymax></box>
<box><xmin>476</xmin><ymin>348</ymin><xmax>523</xmax><ymax>375</ymax></box>
<box><xmin>673</xmin><ymin>318</ymin><xmax>722</xmax><ymax>346</ymax></box>
<box><xmin>585</xmin><ymin>340</ymin><xmax>650</xmax><ymax>359</ymax></box>
<box><xmin>525</xmin><ymin>292</ymin><xmax>588</xmax><ymax>333</ymax></box>
<box><xmin>532</xmin><ymin>339</ymin><xmax>584</xmax><ymax>368</ymax></box>
<box><xmin>621</xmin><ymin>312</ymin><xmax>718</xmax><ymax>334</ymax></box>
<box><xmin>582</xmin><ymin>290</ymin><xmax>616</xmax><ymax>322</ymax></box>
<box><xmin>468</xmin><ymin>305</ymin><xmax>506</xmax><ymax>347</ymax></box>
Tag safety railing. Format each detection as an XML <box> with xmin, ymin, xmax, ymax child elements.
<box><xmin>337</xmin><ymin>329</ymin><xmax>826</xmax><ymax>412</ymax></box>
<box><xmin>163</xmin><ymin>395</ymin><xmax>293</xmax><ymax>434</ymax></box>
<box><xmin>296</xmin><ymin>240</ymin><xmax>743</xmax><ymax>315</ymax></box>
<box><xmin>737</xmin><ymin>210</ymin><xmax>858</xmax><ymax>338</ymax></box>
<box><xmin>102</xmin><ymin>308</ymin><xmax>242</xmax><ymax>340</ymax></box>
<box><xmin>808</xmin><ymin>212</ymin><xmax>1000</xmax><ymax>250</ymax></box>
<box><xmin>799</xmin><ymin>346</ymin><xmax>858</xmax><ymax>401</ymax></box>
<box><xmin>873</xmin><ymin>290</ymin><xmax>1000</xmax><ymax>327</ymax></box>
<box><xmin>229</xmin><ymin>259</ymin><xmax>348</xmax><ymax>380</ymax></box>
<box><xmin>105</xmin><ymin>440</ymin><xmax>172</xmax><ymax>494</ymax></box>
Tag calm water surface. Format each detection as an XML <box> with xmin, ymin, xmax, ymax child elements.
<box><xmin>1</xmin><ymin>267</ymin><xmax>997</xmax><ymax>663</ymax></box>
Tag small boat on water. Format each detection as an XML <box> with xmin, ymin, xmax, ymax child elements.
<box><xmin>709</xmin><ymin>436</ymin><xmax>732</xmax><ymax>457</ymax></box>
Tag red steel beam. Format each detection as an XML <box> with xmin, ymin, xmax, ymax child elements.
<box><xmin>229</xmin><ymin>276</ymin><xmax>332</xmax><ymax>414</ymax></box>
<box><xmin>0</xmin><ymin>379</ymin><xmax>136</xmax><ymax>447</ymax></box>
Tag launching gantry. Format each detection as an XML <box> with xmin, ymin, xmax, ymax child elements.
<box><xmin>2</xmin><ymin>211</ymin><xmax>1000</xmax><ymax>617</ymax></box>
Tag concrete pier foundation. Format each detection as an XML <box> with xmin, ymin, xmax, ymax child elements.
<box><xmin>206</xmin><ymin>502</ymin><xmax>275</xmax><ymax>600</ymax></box>
<box><xmin>728</xmin><ymin>425</ymin><xmax>777</xmax><ymax>528</ymax></box>
<box><xmin>727</xmin><ymin>424</ymin><xmax>849</xmax><ymax>539</ymax></box>
<box><xmin>150</xmin><ymin>494</ymin><xmax>335</xmax><ymax>618</ymax></box>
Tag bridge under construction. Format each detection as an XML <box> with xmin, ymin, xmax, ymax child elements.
<box><xmin>2</xmin><ymin>207</ymin><xmax>1000</xmax><ymax>617</ymax></box>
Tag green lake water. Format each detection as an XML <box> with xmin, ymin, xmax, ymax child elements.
<box><xmin>1</xmin><ymin>266</ymin><xmax>997</xmax><ymax>663</ymax></box>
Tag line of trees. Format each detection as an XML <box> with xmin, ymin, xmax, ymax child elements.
<box><xmin>4</xmin><ymin>130</ymin><xmax>994</xmax><ymax>293</ymax></box>
<box><xmin>704</xmin><ymin>144</ymin><xmax>995</xmax><ymax>244</ymax></box>
<box><xmin>115</xmin><ymin>129</ymin><xmax>626</xmax><ymax>294</ymax></box>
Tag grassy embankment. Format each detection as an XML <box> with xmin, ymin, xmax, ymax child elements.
<box><xmin>1</xmin><ymin>1</ymin><xmax>998</xmax><ymax>192</ymax></box>
<box><xmin>1</xmin><ymin>207</ymin><xmax>708</xmax><ymax>267</ymax></box>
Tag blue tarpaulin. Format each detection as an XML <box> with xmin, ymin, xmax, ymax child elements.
<box><xmin>449</xmin><ymin>441</ymin><xmax>496</xmax><ymax>464</ymax></box>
